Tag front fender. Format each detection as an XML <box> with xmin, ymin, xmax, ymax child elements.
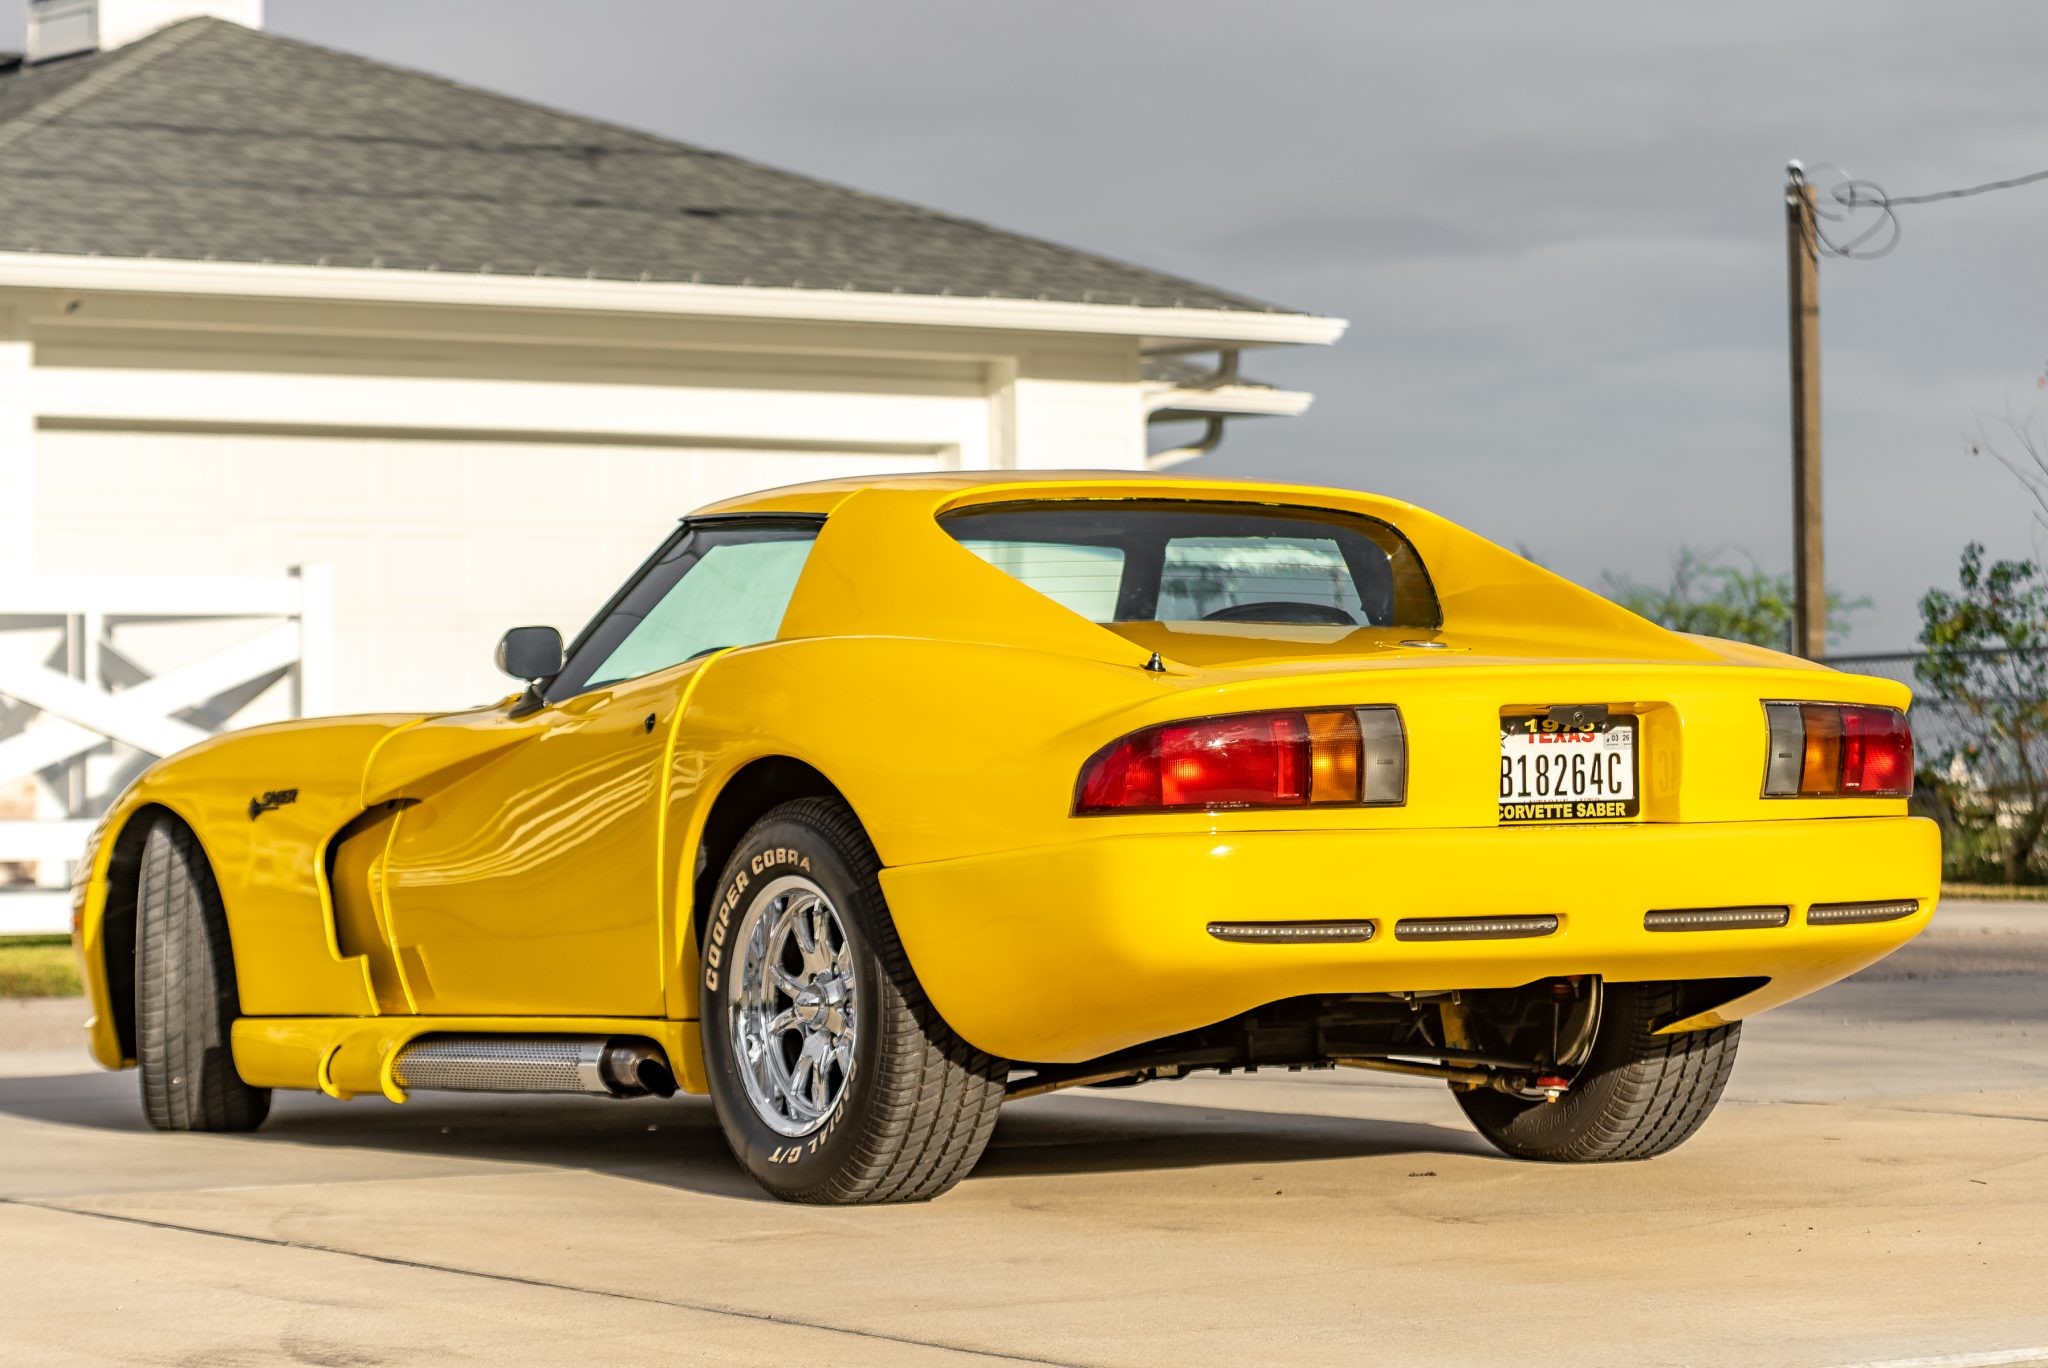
<box><xmin>76</xmin><ymin>713</ymin><xmax>425</xmax><ymax>1069</ymax></box>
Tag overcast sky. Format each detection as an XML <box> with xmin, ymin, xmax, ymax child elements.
<box><xmin>13</xmin><ymin>0</ymin><xmax>2044</xmax><ymax>649</ymax></box>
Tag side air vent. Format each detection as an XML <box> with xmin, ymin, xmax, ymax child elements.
<box><xmin>1644</xmin><ymin>906</ymin><xmax>1790</xmax><ymax>932</ymax></box>
<box><xmin>1207</xmin><ymin>920</ymin><xmax>1374</xmax><ymax>943</ymax></box>
<box><xmin>1393</xmin><ymin>915</ymin><xmax>1558</xmax><ymax>942</ymax></box>
<box><xmin>1807</xmin><ymin>899</ymin><xmax>1919</xmax><ymax>926</ymax></box>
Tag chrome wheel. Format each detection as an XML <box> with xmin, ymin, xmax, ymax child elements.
<box><xmin>727</xmin><ymin>874</ymin><xmax>858</xmax><ymax>1137</ymax></box>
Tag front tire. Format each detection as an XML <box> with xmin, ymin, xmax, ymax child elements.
<box><xmin>700</xmin><ymin>798</ymin><xmax>1006</xmax><ymax>1203</ymax></box>
<box><xmin>136</xmin><ymin>817</ymin><xmax>270</xmax><ymax>1132</ymax></box>
<box><xmin>1456</xmin><ymin>981</ymin><xmax>1738</xmax><ymax>1162</ymax></box>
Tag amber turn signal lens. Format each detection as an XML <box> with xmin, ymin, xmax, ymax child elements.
<box><xmin>1798</xmin><ymin>704</ymin><xmax>1843</xmax><ymax>795</ymax></box>
<box><xmin>1305</xmin><ymin>709</ymin><xmax>1362</xmax><ymax>803</ymax></box>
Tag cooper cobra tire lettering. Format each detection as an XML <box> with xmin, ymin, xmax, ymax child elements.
<box><xmin>702</xmin><ymin>868</ymin><xmax>751</xmax><ymax>993</ymax></box>
<box><xmin>748</xmin><ymin>847</ymin><xmax>813</xmax><ymax>877</ymax></box>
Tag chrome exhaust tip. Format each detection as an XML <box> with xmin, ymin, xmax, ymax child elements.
<box><xmin>602</xmin><ymin>1038</ymin><xmax>678</xmax><ymax>1098</ymax></box>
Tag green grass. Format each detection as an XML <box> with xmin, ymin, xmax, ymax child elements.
<box><xmin>0</xmin><ymin>936</ymin><xmax>82</xmax><ymax>998</ymax></box>
<box><xmin>1941</xmin><ymin>882</ymin><xmax>2048</xmax><ymax>902</ymax></box>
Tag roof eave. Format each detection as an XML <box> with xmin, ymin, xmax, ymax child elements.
<box><xmin>0</xmin><ymin>252</ymin><xmax>1348</xmax><ymax>347</ymax></box>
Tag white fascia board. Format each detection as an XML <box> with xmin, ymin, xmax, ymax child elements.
<box><xmin>0</xmin><ymin>572</ymin><xmax>306</xmax><ymax>617</ymax></box>
<box><xmin>0</xmin><ymin>252</ymin><xmax>1349</xmax><ymax>348</ymax></box>
<box><xmin>1143</xmin><ymin>384</ymin><xmax>1315</xmax><ymax>418</ymax></box>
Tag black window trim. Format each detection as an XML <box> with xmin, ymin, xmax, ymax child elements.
<box><xmin>540</xmin><ymin>512</ymin><xmax>828</xmax><ymax>705</ymax></box>
<box><xmin>941</xmin><ymin>496</ymin><xmax>1444</xmax><ymax>630</ymax></box>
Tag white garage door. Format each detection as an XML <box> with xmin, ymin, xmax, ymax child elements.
<box><xmin>33</xmin><ymin>429</ymin><xmax>944</xmax><ymax>715</ymax></box>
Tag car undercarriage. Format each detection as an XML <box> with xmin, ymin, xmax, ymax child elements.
<box><xmin>1005</xmin><ymin>975</ymin><xmax>1762</xmax><ymax>1103</ymax></box>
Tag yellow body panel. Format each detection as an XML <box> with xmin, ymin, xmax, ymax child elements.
<box><xmin>232</xmin><ymin>1016</ymin><xmax>705</xmax><ymax>1099</ymax></box>
<box><xmin>374</xmin><ymin>668</ymin><xmax>697</xmax><ymax>1018</ymax></box>
<box><xmin>882</xmin><ymin>817</ymin><xmax>1937</xmax><ymax>1062</ymax></box>
<box><xmin>77</xmin><ymin>715</ymin><xmax>422</xmax><ymax>1067</ymax></box>
<box><xmin>70</xmin><ymin>471</ymin><xmax>1941</xmax><ymax>1090</ymax></box>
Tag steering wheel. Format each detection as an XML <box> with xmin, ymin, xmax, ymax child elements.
<box><xmin>1200</xmin><ymin>600</ymin><xmax>1358</xmax><ymax>626</ymax></box>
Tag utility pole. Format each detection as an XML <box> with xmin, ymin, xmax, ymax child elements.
<box><xmin>1785</xmin><ymin>162</ymin><xmax>1826</xmax><ymax>659</ymax></box>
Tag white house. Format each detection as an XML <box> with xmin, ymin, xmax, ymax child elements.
<box><xmin>0</xmin><ymin>0</ymin><xmax>1342</xmax><ymax>923</ymax></box>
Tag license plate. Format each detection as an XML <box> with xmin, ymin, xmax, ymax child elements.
<box><xmin>1499</xmin><ymin>711</ymin><xmax>1638</xmax><ymax>823</ymax></box>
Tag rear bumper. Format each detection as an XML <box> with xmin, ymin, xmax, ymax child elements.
<box><xmin>879</xmin><ymin>816</ymin><xmax>1940</xmax><ymax>1063</ymax></box>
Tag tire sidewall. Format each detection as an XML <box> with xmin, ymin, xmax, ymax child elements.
<box><xmin>700</xmin><ymin>814</ymin><xmax>886</xmax><ymax>1196</ymax></box>
<box><xmin>1455</xmin><ymin>981</ymin><xmax>1737</xmax><ymax>1160</ymax></box>
<box><xmin>136</xmin><ymin>817</ymin><xmax>270</xmax><ymax>1131</ymax></box>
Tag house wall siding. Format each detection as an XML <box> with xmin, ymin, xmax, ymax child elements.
<box><xmin>0</xmin><ymin>310</ymin><xmax>31</xmax><ymax>577</ymax></box>
<box><xmin>6</xmin><ymin>289</ymin><xmax>1156</xmax><ymax>714</ymax></box>
<box><xmin>1001</xmin><ymin>343</ymin><xmax>1146</xmax><ymax>470</ymax></box>
<box><xmin>33</xmin><ymin>428</ymin><xmax>938</xmax><ymax>711</ymax></box>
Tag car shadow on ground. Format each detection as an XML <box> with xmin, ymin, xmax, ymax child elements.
<box><xmin>973</xmin><ymin>1089</ymin><xmax>1487</xmax><ymax>1178</ymax></box>
<box><xmin>0</xmin><ymin>1068</ymin><xmax>1485</xmax><ymax>1202</ymax></box>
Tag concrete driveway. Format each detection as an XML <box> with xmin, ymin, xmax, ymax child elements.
<box><xmin>2</xmin><ymin>905</ymin><xmax>2043</xmax><ymax>1368</ymax></box>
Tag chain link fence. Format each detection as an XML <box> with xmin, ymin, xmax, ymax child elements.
<box><xmin>1827</xmin><ymin>648</ymin><xmax>2048</xmax><ymax>881</ymax></box>
<box><xmin>1828</xmin><ymin>647</ymin><xmax>2048</xmax><ymax>755</ymax></box>
<box><xmin>1821</xmin><ymin>651</ymin><xmax>1966</xmax><ymax>759</ymax></box>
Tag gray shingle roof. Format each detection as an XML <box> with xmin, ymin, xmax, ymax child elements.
<box><xmin>0</xmin><ymin>19</ymin><xmax>1297</xmax><ymax>314</ymax></box>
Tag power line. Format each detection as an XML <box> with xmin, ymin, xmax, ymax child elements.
<box><xmin>1801</xmin><ymin>175</ymin><xmax>1899</xmax><ymax>260</ymax></box>
<box><xmin>1891</xmin><ymin>166</ymin><xmax>2048</xmax><ymax>206</ymax></box>
<box><xmin>1795</xmin><ymin>160</ymin><xmax>2048</xmax><ymax>260</ymax></box>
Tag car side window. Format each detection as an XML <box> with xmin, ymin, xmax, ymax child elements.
<box><xmin>549</xmin><ymin>521</ymin><xmax>820</xmax><ymax>698</ymax></box>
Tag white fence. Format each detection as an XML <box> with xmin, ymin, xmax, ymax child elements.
<box><xmin>0</xmin><ymin>566</ymin><xmax>331</xmax><ymax>935</ymax></box>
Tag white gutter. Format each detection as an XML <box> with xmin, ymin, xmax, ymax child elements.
<box><xmin>1144</xmin><ymin>383</ymin><xmax>1314</xmax><ymax>419</ymax></box>
<box><xmin>0</xmin><ymin>252</ymin><xmax>1349</xmax><ymax>347</ymax></box>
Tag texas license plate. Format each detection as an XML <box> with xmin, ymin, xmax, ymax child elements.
<box><xmin>1499</xmin><ymin>711</ymin><xmax>1639</xmax><ymax>823</ymax></box>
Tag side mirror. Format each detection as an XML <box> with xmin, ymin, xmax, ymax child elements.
<box><xmin>495</xmin><ymin>625</ymin><xmax>564</xmax><ymax>682</ymax></box>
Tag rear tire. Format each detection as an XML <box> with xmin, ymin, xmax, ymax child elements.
<box><xmin>1456</xmin><ymin>981</ymin><xmax>1738</xmax><ymax>1162</ymax></box>
<box><xmin>700</xmin><ymin>798</ymin><xmax>1005</xmax><ymax>1203</ymax></box>
<box><xmin>136</xmin><ymin>817</ymin><xmax>270</xmax><ymax>1133</ymax></box>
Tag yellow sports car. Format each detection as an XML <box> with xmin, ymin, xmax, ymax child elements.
<box><xmin>71</xmin><ymin>472</ymin><xmax>1938</xmax><ymax>1203</ymax></box>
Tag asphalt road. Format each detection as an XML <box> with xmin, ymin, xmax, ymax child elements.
<box><xmin>2</xmin><ymin>905</ymin><xmax>2042</xmax><ymax>1368</ymax></box>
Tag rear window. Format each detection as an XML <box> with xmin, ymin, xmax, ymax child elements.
<box><xmin>943</xmin><ymin>501</ymin><xmax>1438</xmax><ymax>628</ymax></box>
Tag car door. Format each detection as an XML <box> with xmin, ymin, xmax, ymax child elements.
<box><xmin>374</xmin><ymin>517</ymin><xmax>823</xmax><ymax>1019</ymax></box>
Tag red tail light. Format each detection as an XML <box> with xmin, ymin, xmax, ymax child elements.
<box><xmin>1076</xmin><ymin>707</ymin><xmax>1404</xmax><ymax>814</ymax></box>
<box><xmin>1764</xmin><ymin>702</ymin><xmax>1912</xmax><ymax>798</ymax></box>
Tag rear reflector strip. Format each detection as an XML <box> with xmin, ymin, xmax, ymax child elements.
<box><xmin>1764</xmin><ymin>705</ymin><xmax>1806</xmax><ymax>795</ymax></box>
<box><xmin>1393</xmin><ymin>915</ymin><xmax>1558</xmax><ymax>942</ymax></box>
<box><xmin>1807</xmin><ymin>899</ymin><xmax>1919</xmax><ymax>926</ymax></box>
<box><xmin>1207</xmin><ymin>920</ymin><xmax>1375</xmax><ymax>943</ymax></box>
<box><xmin>1644</xmin><ymin>906</ymin><xmax>1790</xmax><ymax>932</ymax></box>
<box><xmin>1356</xmin><ymin>706</ymin><xmax>1408</xmax><ymax>806</ymax></box>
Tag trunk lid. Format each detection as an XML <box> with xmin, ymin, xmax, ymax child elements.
<box><xmin>1097</xmin><ymin>621</ymin><xmax>1909</xmax><ymax>828</ymax></box>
